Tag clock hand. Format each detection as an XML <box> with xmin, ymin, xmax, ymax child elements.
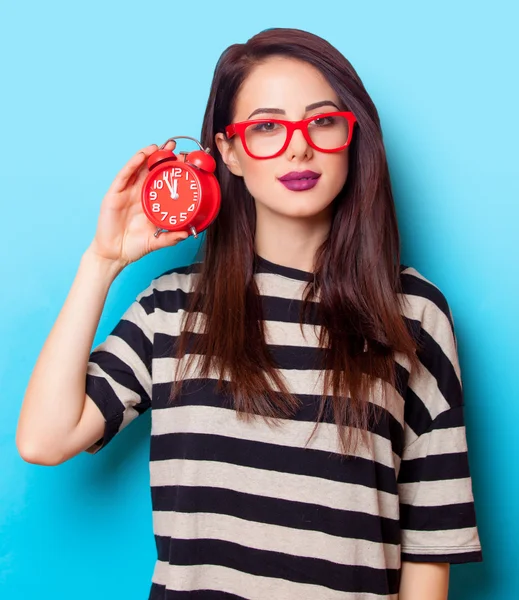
<box><xmin>162</xmin><ymin>171</ymin><xmax>173</xmax><ymax>194</ymax></box>
<box><xmin>173</xmin><ymin>178</ymin><xmax>178</xmax><ymax>199</ymax></box>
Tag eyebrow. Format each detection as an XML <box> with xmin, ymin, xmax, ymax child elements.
<box><xmin>246</xmin><ymin>100</ymin><xmax>341</xmax><ymax>120</ymax></box>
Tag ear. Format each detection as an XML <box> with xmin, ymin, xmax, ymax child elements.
<box><xmin>215</xmin><ymin>133</ymin><xmax>244</xmax><ymax>177</ymax></box>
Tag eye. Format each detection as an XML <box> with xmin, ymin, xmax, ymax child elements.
<box><xmin>251</xmin><ymin>121</ymin><xmax>279</xmax><ymax>132</ymax></box>
<box><xmin>311</xmin><ymin>115</ymin><xmax>335</xmax><ymax>126</ymax></box>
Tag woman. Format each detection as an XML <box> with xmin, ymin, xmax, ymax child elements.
<box><xmin>17</xmin><ymin>27</ymin><xmax>482</xmax><ymax>599</ymax></box>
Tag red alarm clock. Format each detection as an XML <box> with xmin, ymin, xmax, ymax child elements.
<box><xmin>141</xmin><ymin>136</ymin><xmax>221</xmax><ymax>238</ymax></box>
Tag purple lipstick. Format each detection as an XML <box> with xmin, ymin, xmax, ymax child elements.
<box><xmin>278</xmin><ymin>170</ymin><xmax>321</xmax><ymax>191</ymax></box>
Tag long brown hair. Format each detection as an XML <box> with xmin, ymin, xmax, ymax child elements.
<box><xmin>168</xmin><ymin>27</ymin><xmax>422</xmax><ymax>457</ymax></box>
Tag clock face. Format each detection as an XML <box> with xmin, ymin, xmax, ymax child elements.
<box><xmin>143</xmin><ymin>163</ymin><xmax>200</xmax><ymax>228</ymax></box>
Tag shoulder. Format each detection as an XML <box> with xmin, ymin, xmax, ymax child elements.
<box><xmin>398</xmin><ymin>266</ymin><xmax>464</xmax><ymax>423</ymax></box>
<box><xmin>135</xmin><ymin>261</ymin><xmax>202</xmax><ymax>316</ymax></box>
<box><xmin>399</xmin><ymin>264</ymin><xmax>455</xmax><ymax>334</ymax></box>
<box><xmin>151</xmin><ymin>260</ymin><xmax>202</xmax><ymax>291</ymax></box>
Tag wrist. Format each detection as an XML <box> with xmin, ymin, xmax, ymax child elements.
<box><xmin>82</xmin><ymin>245</ymin><xmax>126</xmax><ymax>282</ymax></box>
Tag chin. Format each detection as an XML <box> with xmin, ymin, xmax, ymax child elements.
<box><xmin>253</xmin><ymin>187</ymin><xmax>336</xmax><ymax>219</ymax></box>
<box><xmin>270</xmin><ymin>202</ymin><xmax>333</xmax><ymax>220</ymax></box>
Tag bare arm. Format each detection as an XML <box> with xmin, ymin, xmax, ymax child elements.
<box><xmin>399</xmin><ymin>562</ymin><xmax>450</xmax><ymax>600</ymax></box>
<box><xmin>16</xmin><ymin>249</ymin><xmax>123</xmax><ymax>465</ymax></box>
<box><xmin>16</xmin><ymin>141</ymin><xmax>187</xmax><ymax>466</ymax></box>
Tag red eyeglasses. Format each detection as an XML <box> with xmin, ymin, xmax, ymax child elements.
<box><xmin>225</xmin><ymin>111</ymin><xmax>357</xmax><ymax>159</ymax></box>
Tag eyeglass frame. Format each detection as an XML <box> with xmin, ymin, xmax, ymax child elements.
<box><xmin>224</xmin><ymin>111</ymin><xmax>357</xmax><ymax>159</ymax></box>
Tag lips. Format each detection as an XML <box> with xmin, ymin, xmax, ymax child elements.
<box><xmin>279</xmin><ymin>170</ymin><xmax>321</xmax><ymax>181</ymax></box>
<box><xmin>278</xmin><ymin>170</ymin><xmax>321</xmax><ymax>191</ymax></box>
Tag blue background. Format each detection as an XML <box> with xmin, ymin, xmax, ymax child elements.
<box><xmin>1</xmin><ymin>1</ymin><xmax>517</xmax><ymax>598</ymax></box>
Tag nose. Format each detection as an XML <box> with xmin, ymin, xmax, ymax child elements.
<box><xmin>285</xmin><ymin>126</ymin><xmax>312</xmax><ymax>161</ymax></box>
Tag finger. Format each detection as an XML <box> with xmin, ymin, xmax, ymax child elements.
<box><xmin>127</xmin><ymin>140</ymin><xmax>177</xmax><ymax>189</ymax></box>
<box><xmin>109</xmin><ymin>144</ymin><xmax>159</xmax><ymax>194</ymax></box>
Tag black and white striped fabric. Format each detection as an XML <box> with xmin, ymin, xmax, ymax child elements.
<box><xmin>85</xmin><ymin>254</ymin><xmax>483</xmax><ymax>599</ymax></box>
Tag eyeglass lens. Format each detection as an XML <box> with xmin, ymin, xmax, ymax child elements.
<box><xmin>244</xmin><ymin>114</ymin><xmax>350</xmax><ymax>157</ymax></box>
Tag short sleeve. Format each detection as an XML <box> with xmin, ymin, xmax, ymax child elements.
<box><xmin>397</xmin><ymin>277</ymin><xmax>483</xmax><ymax>564</ymax></box>
<box><xmin>84</xmin><ymin>284</ymin><xmax>155</xmax><ymax>454</ymax></box>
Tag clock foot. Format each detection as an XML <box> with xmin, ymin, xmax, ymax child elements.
<box><xmin>154</xmin><ymin>227</ymin><xmax>165</xmax><ymax>238</ymax></box>
<box><xmin>189</xmin><ymin>226</ymin><xmax>198</xmax><ymax>239</ymax></box>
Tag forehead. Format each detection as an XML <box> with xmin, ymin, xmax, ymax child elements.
<box><xmin>233</xmin><ymin>56</ymin><xmax>340</xmax><ymax>120</ymax></box>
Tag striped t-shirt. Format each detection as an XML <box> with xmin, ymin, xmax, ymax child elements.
<box><xmin>85</xmin><ymin>254</ymin><xmax>483</xmax><ymax>599</ymax></box>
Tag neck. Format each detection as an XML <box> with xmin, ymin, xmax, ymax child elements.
<box><xmin>253</xmin><ymin>202</ymin><xmax>333</xmax><ymax>273</ymax></box>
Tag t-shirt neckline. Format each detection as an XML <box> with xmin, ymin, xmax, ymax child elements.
<box><xmin>254</xmin><ymin>253</ymin><xmax>314</xmax><ymax>283</ymax></box>
<box><xmin>254</xmin><ymin>253</ymin><xmax>409</xmax><ymax>283</ymax></box>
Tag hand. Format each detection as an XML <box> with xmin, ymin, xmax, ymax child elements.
<box><xmin>172</xmin><ymin>178</ymin><xmax>178</xmax><ymax>199</ymax></box>
<box><xmin>86</xmin><ymin>140</ymin><xmax>189</xmax><ymax>270</ymax></box>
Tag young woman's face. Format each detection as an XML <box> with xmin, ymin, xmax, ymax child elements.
<box><xmin>216</xmin><ymin>56</ymin><xmax>350</xmax><ymax>222</ymax></box>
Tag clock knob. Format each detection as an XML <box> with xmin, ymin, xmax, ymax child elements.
<box><xmin>147</xmin><ymin>149</ymin><xmax>178</xmax><ymax>171</ymax></box>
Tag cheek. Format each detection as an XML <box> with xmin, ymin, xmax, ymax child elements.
<box><xmin>239</xmin><ymin>156</ymin><xmax>274</xmax><ymax>198</ymax></box>
<box><xmin>329</xmin><ymin>153</ymin><xmax>350</xmax><ymax>194</ymax></box>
